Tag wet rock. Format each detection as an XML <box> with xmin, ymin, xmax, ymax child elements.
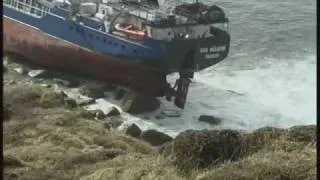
<box><xmin>28</xmin><ymin>69</ymin><xmax>52</xmax><ymax>78</ymax></box>
<box><xmin>64</xmin><ymin>97</ymin><xmax>77</xmax><ymax>108</ymax></box>
<box><xmin>40</xmin><ymin>84</ymin><xmax>51</xmax><ymax>88</ymax></box>
<box><xmin>95</xmin><ymin>110</ymin><xmax>106</xmax><ymax>120</ymax></box>
<box><xmin>161</xmin><ymin>129</ymin><xmax>242</xmax><ymax>169</ymax></box>
<box><xmin>79</xmin><ymin>85</ymin><xmax>105</xmax><ymax>99</ymax></box>
<box><xmin>77</xmin><ymin>98</ymin><xmax>96</xmax><ymax>106</ymax></box>
<box><xmin>155</xmin><ymin>115</ymin><xmax>165</xmax><ymax>120</ymax></box>
<box><xmin>103</xmin><ymin>117</ymin><xmax>124</xmax><ymax>130</ymax></box>
<box><xmin>141</xmin><ymin>129</ymin><xmax>172</xmax><ymax>146</ymax></box>
<box><xmin>79</xmin><ymin>109</ymin><xmax>104</xmax><ymax>120</ymax></box>
<box><xmin>114</xmin><ymin>88</ymin><xmax>126</xmax><ymax>100</ymax></box>
<box><xmin>125</xmin><ymin>123</ymin><xmax>142</xmax><ymax>138</ymax></box>
<box><xmin>54</xmin><ymin>78</ymin><xmax>79</xmax><ymax>88</ymax></box>
<box><xmin>121</xmin><ymin>91</ymin><xmax>160</xmax><ymax>114</ymax></box>
<box><xmin>105</xmin><ymin>106</ymin><xmax>121</xmax><ymax>117</ymax></box>
<box><xmin>13</xmin><ymin>67</ymin><xmax>28</xmax><ymax>75</ymax></box>
<box><xmin>161</xmin><ymin>109</ymin><xmax>181</xmax><ymax>117</ymax></box>
<box><xmin>198</xmin><ymin>115</ymin><xmax>222</xmax><ymax>125</ymax></box>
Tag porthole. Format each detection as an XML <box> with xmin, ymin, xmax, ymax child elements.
<box><xmin>103</xmin><ymin>39</ymin><xmax>107</xmax><ymax>43</ymax></box>
<box><xmin>89</xmin><ymin>34</ymin><xmax>93</xmax><ymax>38</ymax></box>
<box><xmin>121</xmin><ymin>45</ymin><xmax>125</xmax><ymax>49</ymax></box>
<box><xmin>133</xmin><ymin>49</ymin><xmax>137</xmax><ymax>53</ymax></box>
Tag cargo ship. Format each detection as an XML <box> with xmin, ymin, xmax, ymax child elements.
<box><xmin>3</xmin><ymin>0</ymin><xmax>230</xmax><ymax>109</ymax></box>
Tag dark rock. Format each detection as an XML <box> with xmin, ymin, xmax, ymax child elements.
<box><xmin>13</xmin><ymin>67</ymin><xmax>27</xmax><ymax>75</ymax></box>
<box><xmin>95</xmin><ymin>110</ymin><xmax>106</xmax><ymax>120</ymax></box>
<box><xmin>161</xmin><ymin>129</ymin><xmax>242</xmax><ymax>169</ymax></box>
<box><xmin>198</xmin><ymin>115</ymin><xmax>222</xmax><ymax>125</ymax></box>
<box><xmin>54</xmin><ymin>78</ymin><xmax>79</xmax><ymax>88</ymax></box>
<box><xmin>141</xmin><ymin>129</ymin><xmax>172</xmax><ymax>146</ymax></box>
<box><xmin>106</xmin><ymin>106</ymin><xmax>121</xmax><ymax>117</ymax></box>
<box><xmin>64</xmin><ymin>97</ymin><xmax>77</xmax><ymax>108</ymax></box>
<box><xmin>28</xmin><ymin>69</ymin><xmax>52</xmax><ymax>78</ymax></box>
<box><xmin>79</xmin><ymin>85</ymin><xmax>105</xmax><ymax>98</ymax></box>
<box><xmin>155</xmin><ymin>115</ymin><xmax>165</xmax><ymax>120</ymax></box>
<box><xmin>103</xmin><ymin>117</ymin><xmax>124</xmax><ymax>129</ymax></box>
<box><xmin>58</xmin><ymin>90</ymin><xmax>68</xmax><ymax>97</ymax></box>
<box><xmin>114</xmin><ymin>88</ymin><xmax>126</xmax><ymax>100</ymax></box>
<box><xmin>125</xmin><ymin>123</ymin><xmax>142</xmax><ymax>138</ymax></box>
<box><xmin>121</xmin><ymin>91</ymin><xmax>160</xmax><ymax>114</ymax></box>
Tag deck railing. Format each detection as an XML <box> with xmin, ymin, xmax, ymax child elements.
<box><xmin>3</xmin><ymin>0</ymin><xmax>52</xmax><ymax>18</ymax></box>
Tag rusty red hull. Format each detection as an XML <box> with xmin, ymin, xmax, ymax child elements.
<box><xmin>3</xmin><ymin>17</ymin><xmax>167</xmax><ymax>96</ymax></box>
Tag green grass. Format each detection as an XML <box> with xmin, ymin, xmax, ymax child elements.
<box><xmin>3</xmin><ymin>84</ymin><xmax>317</xmax><ymax>180</ymax></box>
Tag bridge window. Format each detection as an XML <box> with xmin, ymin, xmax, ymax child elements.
<box><xmin>103</xmin><ymin>39</ymin><xmax>107</xmax><ymax>43</ymax></box>
<box><xmin>133</xmin><ymin>49</ymin><xmax>137</xmax><ymax>53</ymax></box>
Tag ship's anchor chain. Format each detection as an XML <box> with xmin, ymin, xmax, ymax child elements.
<box><xmin>165</xmin><ymin>71</ymin><xmax>193</xmax><ymax>109</ymax></box>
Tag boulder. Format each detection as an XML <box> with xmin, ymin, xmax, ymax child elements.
<box><xmin>125</xmin><ymin>123</ymin><xmax>142</xmax><ymax>138</ymax></box>
<box><xmin>140</xmin><ymin>129</ymin><xmax>172</xmax><ymax>146</ymax></box>
<box><xmin>53</xmin><ymin>78</ymin><xmax>79</xmax><ymax>88</ymax></box>
<box><xmin>28</xmin><ymin>69</ymin><xmax>52</xmax><ymax>78</ymax></box>
<box><xmin>114</xmin><ymin>88</ymin><xmax>126</xmax><ymax>100</ymax></box>
<box><xmin>103</xmin><ymin>117</ymin><xmax>124</xmax><ymax>130</ymax></box>
<box><xmin>79</xmin><ymin>85</ymin><xmax>105</xmax><ymax>99</ymax></box>
<box><xmin>155</xmin><ymin>115</ymin><xmax>165</xmax><ymax>120</ymax></box>
<box><xmin>121</xmin><ymin>91</ymin><xmax>160</xmax><ymax>114</ymax></box>
<box><xmin>198</xmin><ymin>115</ymin><xmax>222</xmax><ymax>125</ymax></box>
<box><xmin>94</xmin><ymin>110</ymin><xmax>106</xmax><ymax>120</ymax></box>
<box><xmin>105</xmin><ymin>106</ymin><xmax>121</xmax><ymax>117</ymax></box>
<box><xmin>79</xmin><ymin>109</ymin><xmax>104</xmax><ymax>120</ymax></box>
<box><xmin>64</xmin><ymin>97</ymin><xmax>77</xmax><ymax>108</ymax></box>
<box><xmin>13</xmin><ymin>67</ymin><xmax>28</xmax><ymax>75</ymax></box>
<box><xmin>161</xmin><ymin>129</ymin><xmax>242</xmax><ymax>169</ymax></box>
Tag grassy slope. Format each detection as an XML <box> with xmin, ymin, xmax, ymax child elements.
<box><xmin>3</xmin><ymin>84</ymin><xmax>317</xmax><ymax>180</ymax></box>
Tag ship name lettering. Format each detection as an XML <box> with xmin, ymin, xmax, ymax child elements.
<box><xmin>205</xmin><ymin>53</ymin><xmax>220</xmax><ymax>59</ymax></box>
<box><xmin>200</xmin><ymin>45</ymin><xmax>226</xmax><ymax>54</ymax></box>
